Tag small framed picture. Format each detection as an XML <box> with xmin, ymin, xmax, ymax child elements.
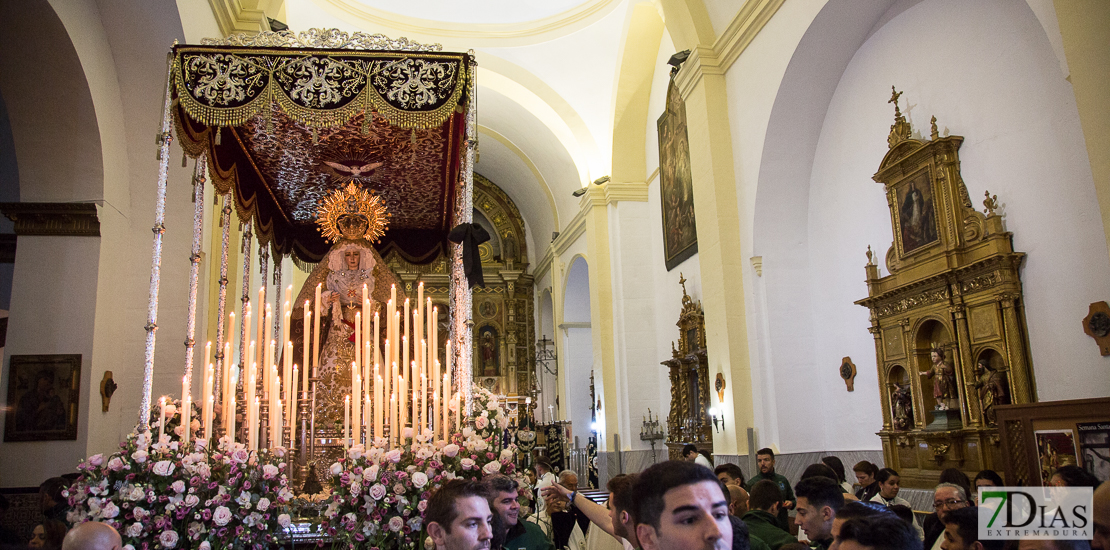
<box><xmin>4</xmin><ymin>354</ymin><xmax>81</xmax><ymax>442</ymax></box>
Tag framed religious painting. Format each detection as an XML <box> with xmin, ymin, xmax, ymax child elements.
<box><xmin>658</xmin><ymin>79</ymin><xmax>698</xmax><ymax>270</ymax></box>
<box><xmin>4</xmin><ymin>354</ymin><xmax>81</xmax><ymax>442</ymax></box>
<box><xmin>893</xmin><ymin>167</ymin><xmax>940</xmax><ymax>256</ymax></box>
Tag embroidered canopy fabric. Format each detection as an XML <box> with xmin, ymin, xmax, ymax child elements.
<box><xmin>171</xmin><ymin>43</ymin><xmax>473</xmax><ymax>263</ymax></box>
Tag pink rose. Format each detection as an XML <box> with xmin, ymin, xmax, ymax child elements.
<box><xmin>386</xmin><ymin>450</ymin><xmax>402</xmax><ymax>463</ymax></box>
<box><xmin>126</xmin><ymin>523</ymin><xmax>143</xmax><ymax>538</ymax></box>
<box><xmin>231</xmin><ymin>449</ymin><xmax>250</xmax><ymax>464</ymax></box>
<box><xmin>88</xmin><ymin>454</ymin><xmax>105</xmax><ymax>467</ymax></box>
<box><xmin>212</xmin><ymin>506</ymin><xmax>232</xmax><ymax>526</ymax></box>
<box><xmin>100</xmin><ymin>501</ymin><xmax>120</xmax><ymax>519</ymax></box>
<box><xmin>198</xmin><ymin>542</ymin><xmax>211</xmax><ymax>550</ymax></box>
<box><xmin>184</xmin><ymin>494</ymin><xmax>199</xmax><ymax>508</ymax></box>
<box><xmin>443</xmin><ymin>444</ymin><xmax>460</xmax><ymax>458</ymax></box>
<box><xmin>482</xmin><ymin>461</ymin><xmax>501</xmax><ymax>475</ymax></box>
<box><xmin>411</xmin><ymin>472</ymin><xmax>428</xmax><ymax>488</ymax></box>
<box><xmin>474</xmin><ymin>416</ymin><xmax>489</xmax><ymax>430</ymax></box>
<box><xmin>369</xmin><ymin>483</ymin><xmax>387</xmax><ymax>500</ymax></box>
<box><xmin>171</xmin><ymin>480</ymin><xmax>185</xmax><ymax>493</ymax></box>
<box><xmin>131</xmin><ymin>450</ymin><xmax>149</xmax><ymax>463</ymax></box>
<box><xmin>262</xmin><ymin>464</ymin><xmax>279</xmax><ymax>479</ymax></box>
<box><xmin>159</xmin><ymin>530</ymin><xmax>179</xmax><ymax>548</ymax></box>
<box><xmin>194</xmin><ymin>463</ymin><xmax>211</xmax><ymax>479</ymax></box>
<box><xmin>278</xmin><ymin>514</ymin><xmax>291</xmax><ymax>528</ymax></box>
<box><xmin>388</xmin><ymin>516</ymin><xmax>404</xmax><ymax>532</ymax></box>
<box><xmin>257</xmin><ymin>497</ymin><xmax>270</xmax><ymax>512</ymax></box>
<box><xmin>461</xmin><ymin>458</ymin><xmax>475</xmax><ymax>470</ymax></box>
<box><xmin>107</xmin><ymin>457</ymin><xmax>125</xmax><ymax>471</ymax></box>
<box><xmin>152</xmin><ymin>460</ymin><xmax>175</xmax><ymax>476</ymax></box>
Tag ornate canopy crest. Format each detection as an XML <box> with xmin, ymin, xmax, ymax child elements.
<box><xmin>316</xmin><ymin>182</ymin><xmax>390</xmax><ymax>244</ymax></box>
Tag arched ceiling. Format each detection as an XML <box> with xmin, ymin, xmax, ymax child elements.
<box><xmin>279</xmin><ymin>0</ymin><xmax>644</xmax><ymax>259</ymax></box>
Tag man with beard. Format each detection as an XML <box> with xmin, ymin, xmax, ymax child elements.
<box><xmin>746</xmin><ymin>449</ymin><xmax>795</xmax><ymax>530</ymax></box>
<box><xmin>634</xmin><ymin>460</ymin><xmax>732</xmax><ymax>550</ymax></box>
<box><xmin>427</xmin><ymin>479</ymin><xmax>494</xmax><ymax>550</ymax></box>
<box><xmin>486</xmin><ymin>475</ymin><xmax>553</xmax><ymax>550</ymax></box>
<box><xmin>793</xmin><ymin>477</ymin><xmax>844</xmax><ymax>550</ymax></box>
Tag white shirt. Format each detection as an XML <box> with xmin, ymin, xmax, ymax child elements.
<box><xmin>694</xmin><ymin>453</ymin><xmax>713</xmax><ymax>470</ymax></box>
<box><xmin>535</xmin><ymin>471</ymin><xmax>556</xmax><ymax>515</ymax></box>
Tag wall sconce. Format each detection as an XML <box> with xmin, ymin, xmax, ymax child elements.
<box><xmin>708</xmin><ymin>406</ymin><xmax>724</xmax><ymax>433</ymax></box>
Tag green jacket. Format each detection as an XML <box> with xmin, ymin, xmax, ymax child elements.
<box><xmin>746</xmin><ymin>472</ymin><xmax>795</xmax><ymax>530</ymax></box>
<box><xmin>741</xmin><ymin>510</ymin><xmax>797</xmax><ymax>550</ymax></box>
<box><xmin>505</xmin><ymin>519</ymin><xmax>555</xmax><ymax>550</ymax></box>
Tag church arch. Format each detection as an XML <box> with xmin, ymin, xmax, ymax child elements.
<box><xmin>561</xmin><ymin>255</ymin><xmax>594</xmax><ymax>438</ymax></box>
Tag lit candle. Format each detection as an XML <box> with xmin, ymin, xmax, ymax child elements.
<box><xmin>248</xmin><ymin>392</ymin><xmax>258</xmax><ymax>451</ymax></box>
<box><xmin>420</xmin><ymin>371</ymin><xmax>427</xmax><ymax>433</ymax></box>
<box><xmin>433</xmin><ymin>389</ymin><xmax>439</xmax><ymax>440</ymax></box>
<box><xmin>364</xmin><ymin>395</ymin><xmax>371</xmax><ymax>443</ymax></box>
<box><xmin>352</xmin><ymin>363</ymin><xmax>361</xmax><ymax>445</ymax></box>
<box><xmin>441</xmin><ymin>372</ymin><xmax>449</xmax><ymax>441</ymax></box>
<box><xmin>181</xmin><ymin>376</ymin><xmax>191</xmax><ymax>445</ymax></box>
<box><xmin>257</xmin><ymin>287</ymin><xmax>265</xmax><ymax>364</ymax></box>
<box><xmin>373</xmin><ymin>312</ymin><xmax>380</xmax><ymax>374</ymax></box>
<box><xmin>355</xmin><ymin>312</ymin><xmax>361</xmax><ymax>368</ymax></box>
<box><xmin>454</xmin><ymin>393</ymin><xmax>460</xmax><ymax>436</ymax></box>
<box><xmin>290</xmin><ymin>365</ymin><xmax>298</xmax><ymax>432</ymax></box>
<box><xmin>227</xmin><ymin>396</ymin><xmax>236</xmax><ymax>444</ymax></box>
<box><xmin>374</xmin><ymin>366</ymin><xmax>383</xmax><ymax>441</ymax></box>
<box><xmin>222</xmin><ymin>342</ymin><xmax>232</xmax><ymax>433</ymax></box>
<box><xmin>390</xmin><ymin>390</ymin><xmax>397</xmax><ymax>447</ymax></box>
<box><xmin>204</xmin><ymin>366</ymin><xmax>214</xmax><ymax>443</ymax></box>
<box><xmin>344</xmin><ymin>395</ymin><xmax>350</xmax><ymax>451</ymax></box>
<box><xmin>403</xmin><ymin>299</ymin><xmax>410</xmax><ymax>387</ymax></box>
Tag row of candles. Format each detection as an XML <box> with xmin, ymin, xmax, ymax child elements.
<box><xmin>163</xmin><ymin>281</ymin><xmax>462</xmax><ymax>450</ymax></box>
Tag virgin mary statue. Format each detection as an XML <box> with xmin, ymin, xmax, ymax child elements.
<box><xmin>286</xmin><ymin>183</ymin><xmax>399</xmax><ymax>457</ymax></box>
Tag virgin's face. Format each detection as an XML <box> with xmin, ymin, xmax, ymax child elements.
<box><xmin>344</xmin><ymin>250</ymin><xmax>360</xmax><ymax>270</ymax></box>
<box><xmin>931</xmin><ymin>351</ymin><xmax>941</xmax><ymax>364</ymax></box>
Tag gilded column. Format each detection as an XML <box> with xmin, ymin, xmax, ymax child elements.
<box><xmin>869</xmin><ymin>324</ymin><xmax>893</xmax><ymax>431</ymax></box>
<box><xmin>950</xmin><ymin>304</ymin><xmax>981</xmax><ymax>427</ymax></box>
<box><xmin>999</xmin><ymin>295</ymin><xmax>1033</xmax><ymax>403</ymax></box>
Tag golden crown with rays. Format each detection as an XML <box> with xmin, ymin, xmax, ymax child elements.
<box><xmin>315</xmin><ymin>182</ymin><xmax>390</xmax><ymax>244</ymax></box>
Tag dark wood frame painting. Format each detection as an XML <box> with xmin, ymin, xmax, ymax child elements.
<box><xmin>658</xmin><ymin>79</ymin><xmax>698</xmax><ymax>270</ymax></box>
<box><xmin>3</xmin><ymin>354</ymin><xmax>81</xmax><ymax>442</ymax></box>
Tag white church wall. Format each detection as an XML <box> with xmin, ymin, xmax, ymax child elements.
<box><xmin>806</xmin><ymin>0</ymin><xmax>1110</xmax><ymax>417</ymax></box>
<box><xmin>562</xmin><ymin>255</ymin><xmax>595</xmax><ymax>446</ymax></box>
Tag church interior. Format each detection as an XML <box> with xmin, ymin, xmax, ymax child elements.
<box><xmin>0</xmin><ymin>0</ymin><xmax>1108</xmax><ymax>523</ymax></box>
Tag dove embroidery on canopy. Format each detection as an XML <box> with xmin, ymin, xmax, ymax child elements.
<box><xmin>321</xmin><ymin>159</ymin><xmax>383</xmax><ymax>181</ymax></box>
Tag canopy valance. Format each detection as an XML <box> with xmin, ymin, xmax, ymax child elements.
<box><xmin>170</xmin><ymin>42</ymin><xmax>474</xmax><ymax>264</ymax></box>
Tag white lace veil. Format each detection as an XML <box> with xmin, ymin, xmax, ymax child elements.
<box><xmin>326</xmin><ymin>242</ymin><xmax>376</xmax><ymax>271</ymax></box>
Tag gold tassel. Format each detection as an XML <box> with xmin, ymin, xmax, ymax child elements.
<box><xmin>312</xmin><ymin>127</ymin><xmax>318</xmax><ymax>144</ymax></box>
<box><xmin>215</xmin><ymin>127</ymin><xmax>222</xmax><ymax>146</ymax></box>
<box><xmin>182</xmin><ymin>150</ymin><xmax>188</xmax><ymax>168</ymax></box>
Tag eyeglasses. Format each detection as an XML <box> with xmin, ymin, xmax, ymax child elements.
<box><xmin>933</xmin><ymin>498</ymin><xmax>966</xmax><ymax>509</ymax></box>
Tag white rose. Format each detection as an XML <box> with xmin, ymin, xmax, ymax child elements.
<box><xmin>474</xmin><ymin>416</ymin><xmax>489</xmax><ymax>430</ymax></box>
<box><xmin>198</xmin><ymin>542</ymin><xmax>211</xmax><ymax>550</ymax></box>
<box><xmin>152</xmin><ymin>460</ymin><xmax>175</xmax><ymax>476</ymax></box>
<box><xmin>482</xmin><ymin>461</ymin><xmax>502</xmax><ymax>475</ymax></box>
<box><xmin>500</xmin><ymin>449</ymin><xmax>514</xmax><ymax>461</ymax></box>
<box><xmin>329</xmin><ymin>462</ymin><xmax>343</xmax><ymax>476</ymax></box>
<box><xmin>411</xmin><ymin>472</ymin><xmax>429</xmax><ymax>489</ymax></box>
<box><xmin>278</xmin><ymin>513</ymin><xmax>291</xmax><ymax>528</ymax></box>
<box><xmin>262</xmin><ymin>464</ymin><xmax>279</xmax><ymax>479</ymax></box>
<box><xmin>461</xmin><ymin>458</ymin><xmax>475</xmax><ymax>470</ymax></box>
<box><xmin>369</xmin><ymin>483</ymin><xmax>387</xmax><ymax>500</ymax></box>
<box><xmin>367</xmin><ymin>464</ymin><xmax>380</xmax><ymax>481</ymax></box>
<box><xmin>443</xmin><ymin>444</ymin><xmax>460</xmax><ymax>457</ymax></box>
<box><xmin>184</xmin><ymin>494</ymin><xmax>199</xmax><ymax>508</ymax></box>
<box><xmin>159</xmin><ymin>530</ymin><xmax>179</xmax><ymax>549</ymax></box>
<box><xmin>171</xmin><ymin>480</ymin><xmax>186</xmax><ymax>493</ymax></box>
<box><xmin>131</xmin><ymin>450</ymin><xmax>149</xmax><ymax>463</ymax></box>
<box><xmin>212</xmin><ymin>506</ymin><xmax>232</xmax><ymax>526</ymax></box>
<box><xmin>126</xmin><ymin>523</ymin><xmax>143</xmax><ymax>538</ymax></box>
<box><xmin>257</xmin><ymin>497</ymin><xmax>270</xmax><ymax>512</ymax></box>
<box><xmin>100</xmin><ymin>502</ymin><xmax>120</xmax><ymax>519</ymax></box>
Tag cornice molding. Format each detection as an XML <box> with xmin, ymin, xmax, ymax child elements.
<box><xmin>603</xmin><ymin>181</ymin><xmax>650</xmax><ymax>203</ymax></box>
<box><xmin>674</xmin><ymin>0</ymin><xmax>784</xmax><ymax>97</ymax></box>
<box><xmin>0</xmin><ymin>202</ymin><xmax>101</xmax><ymax>237</ymax></box>
<box><xmin>207</xmin><ymin>0</ymin><xmax>271</xmax><ymax>38</ymax></box>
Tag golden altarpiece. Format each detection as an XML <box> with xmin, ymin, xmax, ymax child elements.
<box><xmin>382</xmin><ymin>174</ymin><xmax>536</xmax><ymax>407</ymax></box>
<box><xmin>855</xmin><ymin>90</ymin><xmax>1036</xmax><ymax>488</ymax></box>
<box><xmin>665</xmin><ymin>276</ymin><xmax>713</xmax><ymax>459</ymax></box>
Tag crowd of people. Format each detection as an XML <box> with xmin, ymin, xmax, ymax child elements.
<box><xmin>426</xmin><ymin>447</ymin><xmax>1110</xmax><ymax>550</ymax></box>
<box><xmin>5</xmin><ymin>449</ymin><xmax>1110</xmax><ymax>550</ymax></box>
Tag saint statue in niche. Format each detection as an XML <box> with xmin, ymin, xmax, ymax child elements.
<box><xmin>975</xmin><ymin>358</ymin><xmax>1009</xmax><ymax>425</ymax></box>
<box><xmin>891</xmin><ymin>382</ymin><xmax>913</xmax><ymax>430</ymax></box>
<box><xmin>476</xmin><ymin>326</ymin><xmax>499</xmax><ymax>377</ymax></box>
<box><xmin>898</xmin><ymin>175</ymin><xmax>938</xmax><ymax>253</ymax></box>
<box><xmin>920</xmin><ymin>347</ymin><xmax>958</xmax><ymax>410</ymax></box>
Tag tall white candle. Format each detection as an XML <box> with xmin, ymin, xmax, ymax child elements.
<box><xmin>181</xmin><ymin>376</ymin><xmax>191</xmax><ymax>444</ymax></box>
<box><xmin>158</xmin><ymin>396</ymin><xmax>166</xmax><ymax>440</ymax></box>
<box><xmin>313</xmin><ymin>284</ymin><xmax>322</xmax><ymax>378</ymax></box>
<box><xmin>222</xmin><ymin>342</ymin><xmax>232</xmax><ymax>433</ymax></box>
<box><xmin>389</xmin><ymin>390</ymin><xmax>397</xmax><ymax>447</ymax></box>
<box><xmin>290</xmin><ymin>364</ymin><xmax>298</xmax><ymax>432</ymax></box>
<box><xmin>303</xmin><ymin>302</ymin><xmax>311</xmax><ymax>392</ymax></box>
<box><xmin>355</xmin><ymin>312</ymin><xmax>361</xmax><ymax>368</ymax></box>
<box><xmin>374</xmin><ymin>368</ymin><xmax>382</xmax><ymax>441</ymax></box>
<box><xmin>442</xmin><ymin>373</ymin><xmax>449</xmax><ymax>441</ymax></box>
<box><xmin>227</xmin><ymin>396</ymin><xmax>236</xmax><ymax>444</ymax></box>
<box><xmin>352</xmin><ymin>363</ymin><xmax>361</xmax><ymax>445</ymax></box>
<box><xmin>257</xmin><ymin>287</ymin><xmax>265</xmax><ymax>365</ymax></box>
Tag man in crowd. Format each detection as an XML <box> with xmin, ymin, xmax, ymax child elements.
<box><xmin>829</xmin><ymin>501</ymin><xmax>892</xmax><ymax>550</ymax></box>
<box><xmin>742</xmin><ymin>480</ymin><xmax>797</xmax><ymax>550</ymax></box>
<box><xmin>717</xmin><ymin>463</ymin><xmax>746</xmax><ymax>488</ymax></box>
<box><xmin>535</xmin><ymin>460</ymin><xmax>557</xmax><ymax>516</ymax></box>
<box><xmin>634</xmin><ymin>460</ymin><xmax>732</xmax><ymax>550</ymax></box>
<box><xmin>543</xmin><ymin>473</ymin><xmax>639</xmax><ymax>549</ymax></box>
<box><xmin>938</xmin><ymin>506</ymin><xmax>1001</xmax><ymax>550</ymax></box>
<box><xmin>685</xmin><ymin>444</ymin><xmax>714</xmax><ymax>470</ymax></box>
<box><xmin>61</xmin><ymin>522</ymin><xmax>122</xmax><ymax>550</ymax></box>
<box><xmin>834</xmin><ymin>514</ymin><xmax>921</xmax><ymax>550</ymax></box>
<box><xmin>793</xmin><ymin>476</ymin><xmax>845</xmax><ymax>550</ymax></box>
<box><xmin>922</xmin><ymin>483</ymin><xmax>970</xmax><ymax>550</ymax></box>
<box><xmin>746</xmin><ymin>449</ymin><xmax>794</xmax><ymax>530</ymax></box>
<box><xmin>551</xmin><ymin>469</ymin><xmax>590</xmax><ymax>549</ymax></box>
<box><xmin>1093</xmin><ymin>480</ymin><xmax>1109</xmax><ymax>550</ymax></box>
<box><xmin>487</xmin><ymin>475</ymin><xmax>553</xmax><ymax>550</ymax></box>
<box><xmin>727</xmin><ymin>484</ymin><xmax>750</xmax><ymax>517</ymax></box>
<box><xmin>426</xmin><ymin>479</ymin><xmax>495</xmax><ymax>550</ymax></box>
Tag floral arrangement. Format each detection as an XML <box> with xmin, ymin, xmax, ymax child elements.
<box><xmin>64</xmin><ymin>397</ymin><xmax>293</xmax><ymax>550</ymax></box>
<box><xmin>320</xmin><ymin>385</ymin><xmax>528</xmax><ymax>549</ymax></box>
